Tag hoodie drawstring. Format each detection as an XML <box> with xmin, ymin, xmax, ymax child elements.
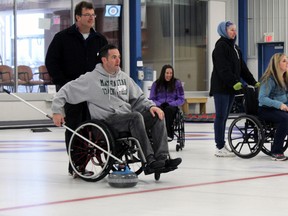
<box><xmin>234</xmin><ymin>45</ymin><xmax>240</xmax><ymax>59</ymax></box>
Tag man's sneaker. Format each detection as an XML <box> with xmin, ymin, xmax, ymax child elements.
<box><xmin>215</xmin><ymin>147</ymin><xmax>235</xmax><ymax>157</ymax></box>
<box><xmin>144</xmin><ymin>155</ymin><xmax>165</xmax><ymax>175</ymax></box>
<box><xmin>271</xmin><ymin>154</ymin><xmax>287</xmax><ymax>161</ymax></box>
<box><xmin>165</xmin><ymin>157</ymin><xmax>182</xmax><ymax>168</ymax></box>
<box><xmin>157</xmin><ymin>155</ymin><xmax>182</xmax><ymax>168</ymax></box>
<box><xmin>146</xmin><ymin>155</ymin><xmax>165</xmax><ymax>169</ymax></box>
<box><xmin>149</xmin><ymin>157</ymin><xmax>182</xmax><ymax>175</ymax></box>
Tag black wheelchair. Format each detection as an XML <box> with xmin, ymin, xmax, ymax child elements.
<box><xmin>227</xmin><ymin>86</ymin><xmax>288</xmax><ymax>158</ymax></box>
<box><xmin>172</xmin><ymin>108</ymin><xmax>185</xmax><ymax>152</ymax></box>
<box><xmin>68</xmin><ymin>119</ymin><xmax>177</xmax><ymax>182</ymax></box>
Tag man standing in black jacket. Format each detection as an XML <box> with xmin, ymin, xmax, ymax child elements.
<box><xmin>45</xmin><ymin>1</ymin><xmax>108</xmax><ymax>176</ymax></box>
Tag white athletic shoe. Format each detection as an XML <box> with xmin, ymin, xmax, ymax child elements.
<box><xmin>215</xmin><ymin>147</ymin><xmax>235</xmax><ymax>157</ymax></box>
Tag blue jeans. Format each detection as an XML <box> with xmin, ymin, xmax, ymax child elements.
<box><xmin>213</xmin><ymin>93</ymin><xmax>235</xmax><ymax>149</ymax></box>
<box><xmin>105</xmin><ymin>111</ymin><xmax>169</xmax><ymax>159</ymax></box>
<box><xmin>258</xmin><ymin>107</ymin><xmax>288</xmax><ymax>154</ymax></box>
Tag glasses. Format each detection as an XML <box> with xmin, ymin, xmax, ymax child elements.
<box><xmin>81</xmin><ymin>14</ymin><xmax>96</xmax><ymax>18</ymax></box>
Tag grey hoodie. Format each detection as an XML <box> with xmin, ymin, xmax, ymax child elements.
<box><xmin>51</xmin><ymin>63</ymin><xmax>155</xmax><ymax>120</ymax></box>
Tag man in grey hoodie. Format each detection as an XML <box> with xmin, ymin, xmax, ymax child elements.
<box><xmin>52</xmin><ymin>44</ymin><xmax>182</xmax><ymax>174</ymax></box>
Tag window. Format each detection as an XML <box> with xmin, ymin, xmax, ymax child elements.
<box><xmin>142</xmin><ymin>0</ymin><xmax>208</xmax><ymax>91</ymax></box>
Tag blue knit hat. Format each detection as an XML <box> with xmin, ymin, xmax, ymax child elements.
<box><xmin>217</xmin><ymin>21</ymin><xmax>234</xmax><ymax>39</ymax></box>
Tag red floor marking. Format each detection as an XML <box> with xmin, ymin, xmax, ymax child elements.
<box><xmin>1</xmin><ymin>172</ymin><xmax>288</xmax><ymax>212</ymax></box>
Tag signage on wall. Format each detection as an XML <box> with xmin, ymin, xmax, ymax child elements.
<box><xmin>105</xmin><ymin>5</ymin><xmax>121</xmax><ymax>17</ymax></box>
<box><xmin>263</xmin><ymin>32</ymin><xmax>274</xmax><ymax>42</ymax></box>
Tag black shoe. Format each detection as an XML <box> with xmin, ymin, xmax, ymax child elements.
<box><xmin>156</xmin><ymin>166</ymin><xmax>178</xmax><ymax>174</ymax></box>
<box><xmin>144</xmin><ymin>165</ymin><xmax>165</xmax><ymax>175</ymax></box>
<box><xmin>165</xmin><ymin>157</ymin><xmax>182</xmax><ymax>168</ymax></box>
<box><xmin>146</xmin><ymin>155</ymin><xmax>165</xmax><ymax>169</ymax></box>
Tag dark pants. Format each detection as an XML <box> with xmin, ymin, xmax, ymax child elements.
<box><xmin>161</xmin><ymin>105</ymin><xmax>178</xmax><ymax>138</ymax></box>
<box><xmin>258</xmin><ymin>107</ymin><xmax>288</xmax><ymax>154</ymax></box>
<box><xmin>213</xmin><ymin>93</ymin><xmax>235</xmax><ymax>149</ymax></box>
<box><xmin>64</xmin><ymin>102</ymin><xmax>91</xmax><ymax>173</ymax></box>
<box><xmin>105</xmin><ymin>111</ymin><xmax>169</xmax><ymax>159</ymax></box>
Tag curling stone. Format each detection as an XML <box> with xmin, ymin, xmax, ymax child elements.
<box><xmin>107</xmin><ymin>166</ymin><xmax>138</xmax><ymax>188</ymax></box>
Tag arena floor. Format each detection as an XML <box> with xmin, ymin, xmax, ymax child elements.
<box><xmin>1</xmin><ymin>120</ymin><xmax>288</xmax><ymax>216</ymax></box>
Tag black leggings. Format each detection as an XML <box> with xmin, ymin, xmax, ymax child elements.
<box><xmin>161</xmin><ymin>105</ymin><xmax>178</xmax><ymax>138</ymax></box>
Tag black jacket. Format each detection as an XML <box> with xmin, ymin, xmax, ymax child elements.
<box><xmin>209</xmin><ymin>37</ymin><xmax>257</xmax><ymax>96</ymax></box>
<box><xmin>45</xmin><ymin>24</ymin><xmax>108</xmax><ymax>87</ymax></box>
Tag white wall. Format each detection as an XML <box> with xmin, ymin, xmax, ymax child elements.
<box><xmin>247</xmin><ymin>58</ymin><xmax>258</xmax><ymax>81</ymax></box>
<box><xmin>0</xmin><ymin>93</ymin><xmax>53</xmax><ymax>121</ymax></box>
<box><xmin>207</xmin><ymin>1</ymin><xmax>226</xmax><ymax>91</ymax></box>
<box><xmin>206</xmin><ymin>1</ymin><xmax>226</xmax><ymax>114</ymax></box>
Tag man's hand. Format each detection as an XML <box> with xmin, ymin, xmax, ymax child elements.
<box><xmin>53</xmin><ymin>113</ymin><xmax>65</xmax><ymax>127</ymax></box>
<box><xmin>149</xmin><ymin>106</ymin><xmax>164</xmax><ymax>120</ymax></box>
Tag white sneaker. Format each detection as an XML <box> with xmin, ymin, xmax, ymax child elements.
<box><xmin>167</xmin><ymin>136</ymin><xmax>173</xmax><ymax>142</ymax></box>
<box><xmin>215</xmin><ymin>147</ymin><xmax>235</xmax><ymax>157</ymax></box>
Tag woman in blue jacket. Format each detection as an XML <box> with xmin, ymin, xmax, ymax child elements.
<box><xmin>258</xmin><ymin>53</ymin><xmax>288</xmax><ymax>161</ymax></box>
<box><xmin>150</xmin><ymin>65</ymin><xmax>184</xmax><ymax>140</ymax></box>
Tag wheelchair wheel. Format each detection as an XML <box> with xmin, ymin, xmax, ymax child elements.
<box><xmin>114</xmin><ymin>137</ymin><xmax>144</xmax><ymax>175</ymax></box>
<box><xmin>175</xmin><ymin>111</ymin><xmax>185</xmax><ymax>151</ymax></box>
<box><xmin>228</xmin><ymin>115</ymin><xmax>264</xmax><ymax>159</ymax></box>
<box><xmin>68</xmin><ymin>120</ymin><xmax>115</xmax><ymax>182</ymax></box>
